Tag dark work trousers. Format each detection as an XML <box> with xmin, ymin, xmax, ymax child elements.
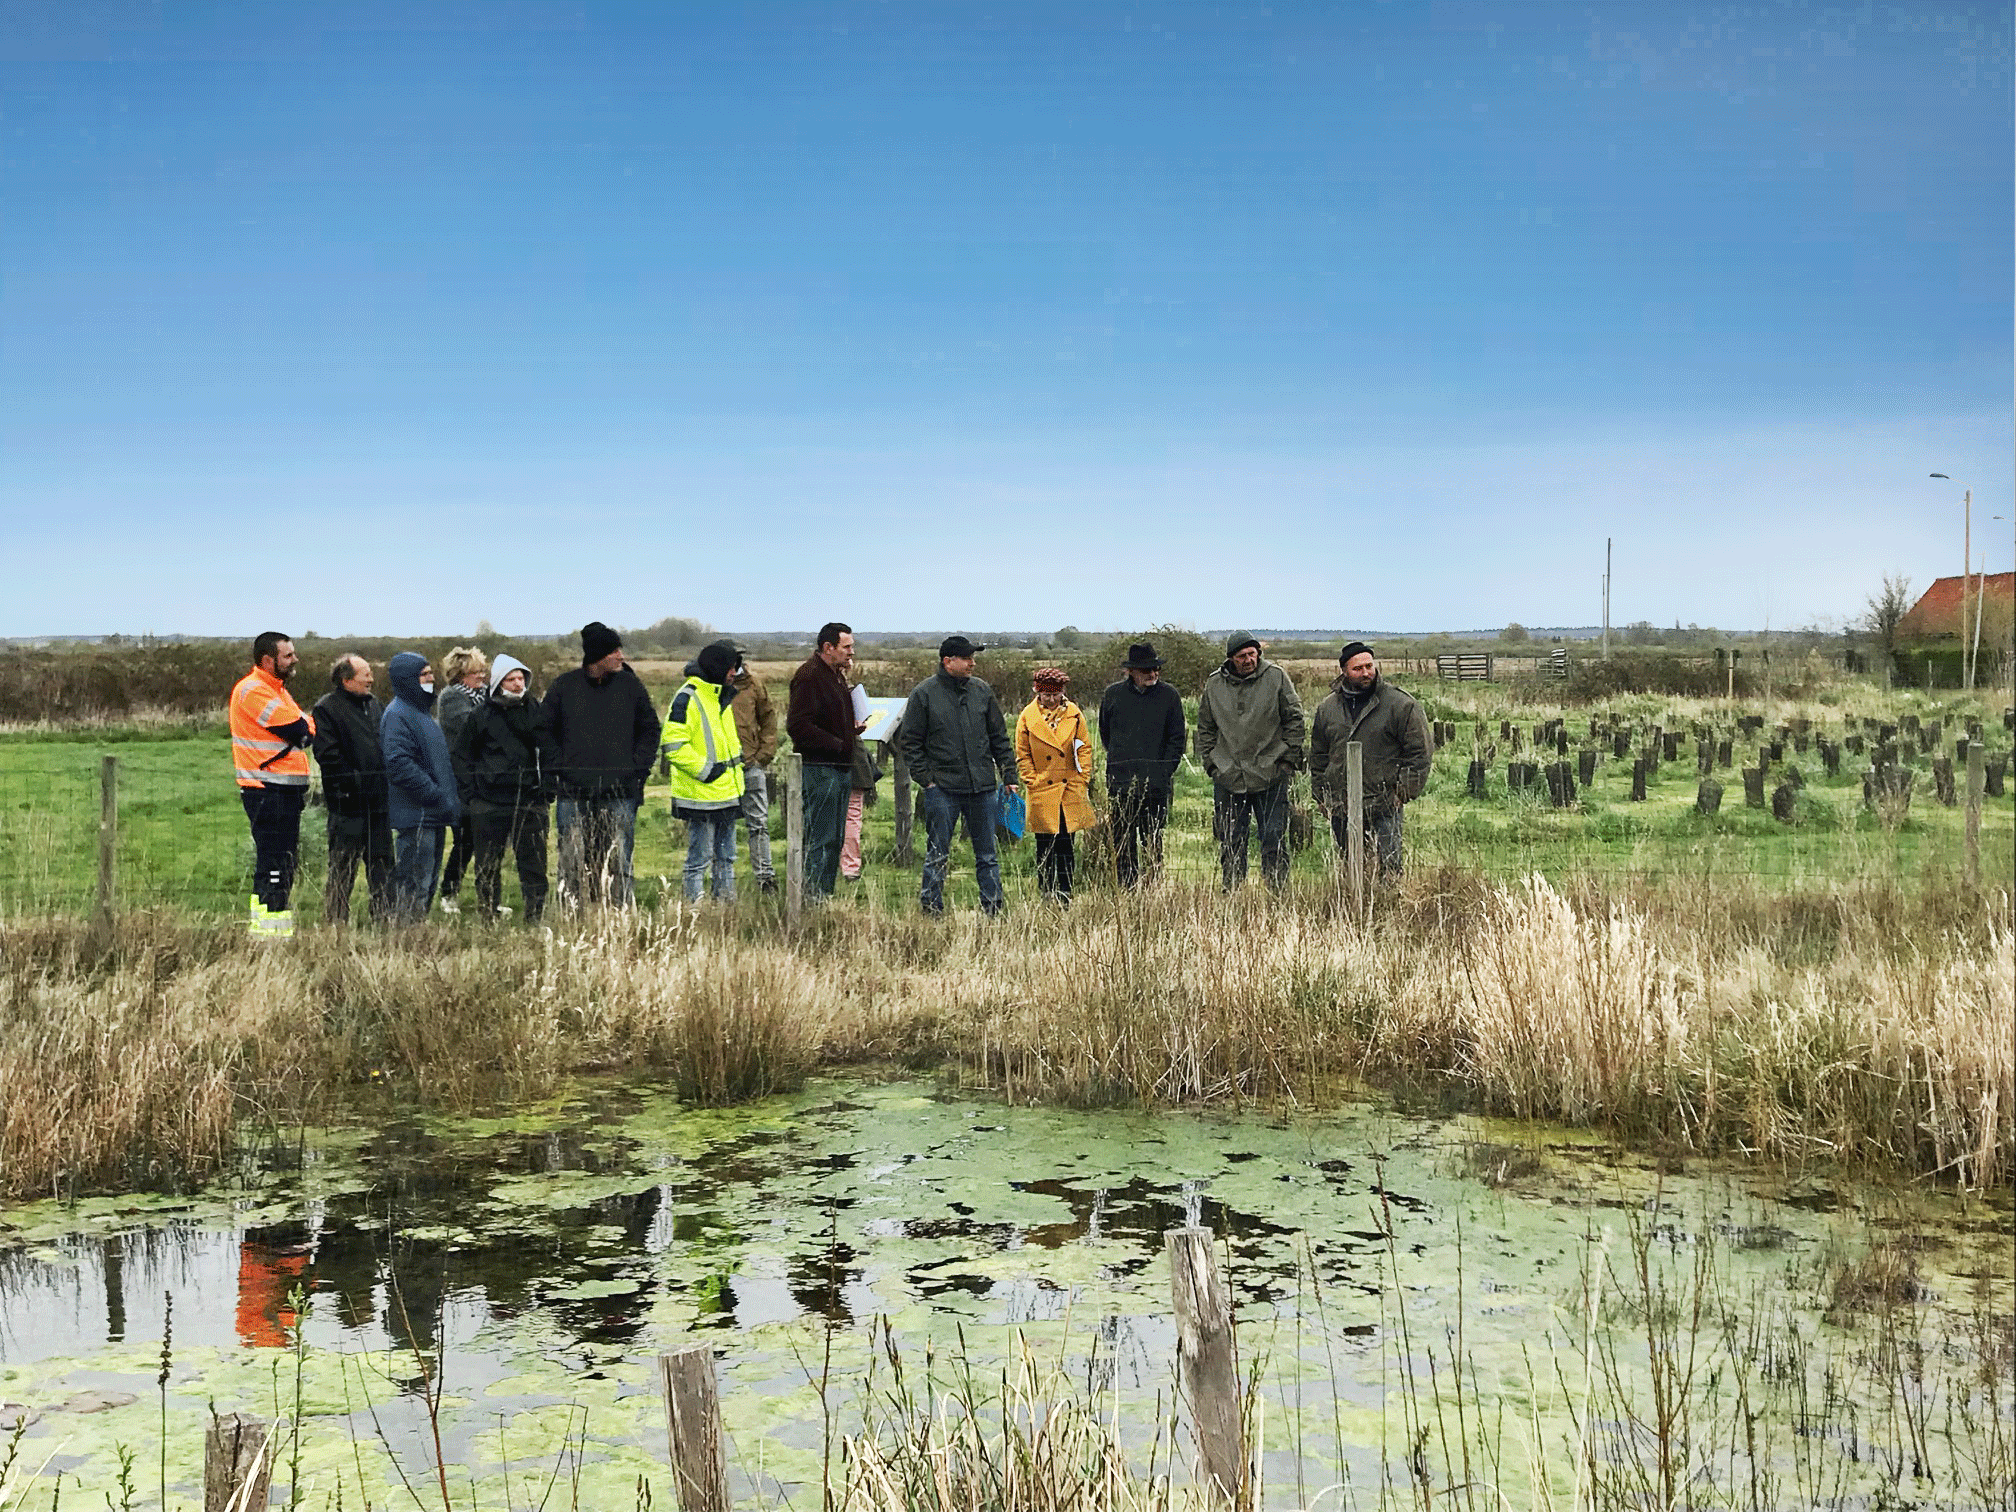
<box><xmin>471</xmin><ymin>802</ymin><xmax>549</xmax><ymax>920</ymax></box>
<box><xmin>1329</xmin><ymin>807</ymin><xmax>1406</xmax><ymax>879</ymax></box>
<box><xmin>325</xmin><ymin>811</ymin><xmax>394</xmax><ymax>924</ymax></box>
<box><xmin>1034</xmin><ymin>825</ymin><xmax>1076</xmax><ymax>903</ymax></box>
<box><xmin>1109</xmin><ymin>778</ymin><xmax>1171</xmax><ymax>888</ymax></box>
<box><xmin>1213</xmin><ymin>779</ymin><xmax>1291</xmax><ymax>892</ymax></box>
<box><xmin>439</xmin><ymin>821</ymin><xmax>473</xmax><ymax>899</ymax></box>
<box><xmin>241</xmin><ymin>785</ymin><xmax>308</xmax><ymax>912</ymax></box>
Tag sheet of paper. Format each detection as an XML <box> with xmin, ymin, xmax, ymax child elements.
<box><xmin>856</xmin><ymin>696</ymin><xmax>907</xmax><ymax>744</ymax></box>
<box><xmin>851</xmin><ymin>683</ymin><xmax>872</xmax><ymax>722</ymax></box>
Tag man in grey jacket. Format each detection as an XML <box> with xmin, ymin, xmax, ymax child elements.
<box><xmin>1195</xmin><ymin>631</ymin><xmax>1305</xmax><ymax>891</ymax></box>
<box><xmin>899</xmin><ymin>635</ymin><xmax>1019</xmax><ymax>915</ymax></box>
<box><xmin>1310</xmin><ymin>642</ymin><xmax>1432</xmax><ymax>879</ymax></box>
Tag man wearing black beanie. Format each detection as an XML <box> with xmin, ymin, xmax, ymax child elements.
<box><xmin>543</xmin><ymin>621</ymin><xmax>663</xmax><ymax>907</ymax></box>
<box><xmin>1309</xmin><ymin>642</ymin><xmax>1432</xmax><ymax>880</ymax></box>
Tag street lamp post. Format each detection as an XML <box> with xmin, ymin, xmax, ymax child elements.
<box><xmin>1931</xmin><ymin>474</ymin><xmax>1973</xmax><ymax>690</ymax></box>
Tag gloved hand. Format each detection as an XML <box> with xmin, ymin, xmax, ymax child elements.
<box><xmin>699</xmin><ymin>761</ymin><xmax>726</xmax><ymax>784</ymax></box>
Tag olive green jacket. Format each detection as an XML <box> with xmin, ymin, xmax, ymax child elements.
<box><xmin>1309</xmin><ymin>675</ymin><xmax>1432</xmax><ymax>819</ymax></box>
<box><xmin>1195</xmin><ymin>658</ymin><xmax>1306</xmax><ymax>794</ymax></box>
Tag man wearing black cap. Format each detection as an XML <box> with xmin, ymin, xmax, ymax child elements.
<box><xmin>544</xmin><ymin>620</ymin><xmax>662</xmax><ymax>907</ymax></box>
<box><xmin>899</xmin><ymin>636</ymin><xmax>1019</xmax><ymax>915</ymax></box>
<box><xmin>1098</xmin><ymin>641</ymin><xmax>1187</xmax><ymax>887</ymax></box>
<box><xmin>1196</xmin><ymin>630</ymin><xmax>1306</xmax><ymax>891</ymax></box>
<box><xmin>1310</xmin><ymin>642</ymin><xmax>1431</xmax><ymax>879</ymax></box>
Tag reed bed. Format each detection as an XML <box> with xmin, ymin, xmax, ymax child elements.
<box><xmin>1</xmin><ymin>873</ymin><xmax>2010</xmax><ymax>1199</ymax></box>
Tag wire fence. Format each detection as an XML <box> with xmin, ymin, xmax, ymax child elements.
<box><xmin>2</xmin><ymin>717</ymin><xmax>2010</xmax><ymax>925</ymax></box>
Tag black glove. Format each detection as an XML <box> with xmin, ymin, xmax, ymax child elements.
<box><xmin>699</xmin><ymin>760</ymin><xmax>726</xmax><ymax>784</ymax></box>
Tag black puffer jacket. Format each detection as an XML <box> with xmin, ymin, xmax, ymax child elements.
<box><xmin>311</xmin><ymin>687</ymin><xmax>390</xmax><ymax>819</ymax></box>
<box><xmin>899</xmin><ymin>670</ymin><xmax>1017</xmax><ymax>794</ymax></box>
<box><xmin>458</xmin><ymin>696</ymin><xmax>559</xmax><ymax>810</ymax></box>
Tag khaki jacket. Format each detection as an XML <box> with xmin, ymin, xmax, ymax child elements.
<box><xmin>731</xmin><ymin>670</ymin><xmax>779</xmax><ymax>768</ymax></box>
<box><xmin>1015</xmin><ymin>699</ymin><xmax>1098</xmax><ymax>834</ymax></box>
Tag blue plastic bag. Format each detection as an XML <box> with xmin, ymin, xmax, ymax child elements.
<box><xmin>998</xmin><ymin>785</ymin><xmax>1027</xmax><ymax>841</ymax></box>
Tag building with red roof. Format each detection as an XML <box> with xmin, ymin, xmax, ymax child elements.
<box><xmin>1896</xmin><ymin>572</ymin><xmax>2015</xmax><ymax>640</ymax></box>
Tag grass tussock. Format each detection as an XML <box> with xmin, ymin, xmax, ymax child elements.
<box><xmin>1</xmin><ymin>873</ymin><xmax>2010</xmax><ymax>1200</ymax></box>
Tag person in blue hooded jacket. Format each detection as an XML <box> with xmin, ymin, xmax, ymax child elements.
<box><xmin>381</xmin><ymin>651</ymin><xmax>462</xmax><ymax>922</ymax></box>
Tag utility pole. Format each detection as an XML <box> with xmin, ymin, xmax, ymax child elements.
<box><xmin>1963</xmin><ymin>487</ymin><xmax>1973</xmax><ymax>690</ymax></box>
<box><xmin>1602</xmin><ymin>538</ymin><xmax>1611</xmax><ymax>659</ymax></box>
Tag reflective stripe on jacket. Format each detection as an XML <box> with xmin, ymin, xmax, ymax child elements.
<box><xmin>230</xmin><ymin>668</ymin><xmax>313</xmax><ymax>788</ymax></box>
<box><xmin>662</xmin><ymin>675</ymin><xmax>746</xmax><ymax>811</ymax></box>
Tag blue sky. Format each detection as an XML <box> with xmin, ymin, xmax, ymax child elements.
<box><xmin>3</xmin><ymin>1</ymin><xmax>2008</xmax><ymax>637</ymax></box>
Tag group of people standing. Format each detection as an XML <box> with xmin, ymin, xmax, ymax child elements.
<box><xmin>227</xmin><ymin>622</ymin><xmax>1431</xmax><ymax>937</ymax></box>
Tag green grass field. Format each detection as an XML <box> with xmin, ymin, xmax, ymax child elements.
<box><xmin>1</xmin><ymin>681</ymin><xmax>2010</xmax><ymax>921</ymax></box>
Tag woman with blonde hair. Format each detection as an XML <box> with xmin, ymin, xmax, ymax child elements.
<box><xmin>1014</xmin><ymin>667</ymin><xmax>1096</xmax><ymax>903</ymax></box>
<box><xmin>435</xmin><ymin>644</ymin><xmax>488</xmax><ymax>913</ymax></box>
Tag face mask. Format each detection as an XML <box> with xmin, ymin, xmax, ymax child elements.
<box><xmin>419</xmin><ymin>678</ymin><xmax>435</xmax><ymax>694</ymax></box>
<box><xmin>496</xmin><ymin>687</ymin><xmax>525</xmax><ymax>705</ymax></box>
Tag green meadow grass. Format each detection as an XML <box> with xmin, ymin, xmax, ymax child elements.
<box><xmin>1</xmin><ymin>684</ymin><xmax>2010</xmax><ymax>922</ymax></box>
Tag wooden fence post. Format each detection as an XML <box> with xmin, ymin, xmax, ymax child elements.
<box><xmin>91</xmin><ymin>755</ymin><xmax>117</xmax><ymax>945</ymax></box>
<box><xmin>1344</xmin><ymin>741</ymin><xmax>1365</xmax><ymax>919</ymax></box>
<box><xmin>1965</xmin><ymin>743</ymin><xmax>1985</xmax><ymax>888</ymax></box>
<box><xmin>891</xmin><ymin>747</ymin><xmax>914</xmax><ymax>863</ymax></box>
<box><xmin>204</xmin><ymin>1413</ymin><xmax>272</xmax><ymax>1512</ymax></box>
<box><xmin>782</xmin><ymin>751</ymin><xmax>804</xmax><ymax>921</ymax></box>
<box><xmin>1166</xmin><ymin>1227</ymin><xmax>1243</xmax><ymax>1510</ymax></box>
<box><xmin>660</xmin><ymin>1345</ymin><xmax>728</xmax><ymax>1512</ymax></box>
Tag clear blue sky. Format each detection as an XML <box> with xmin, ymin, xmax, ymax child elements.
<box><xmin>3</xmin><ymin>1</ymin><xmax>2008</xmax><ymax>638</ymax></box>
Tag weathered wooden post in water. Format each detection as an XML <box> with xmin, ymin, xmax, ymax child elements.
<box><xmin>1344</xmin><ymin>741</ymin><xmax>1365</xmax><ymax>918</ymax></box>
<box><xmin>782</xmin><ymin>751</ymin><xmax>804</xmax><ymax>921</ymax></box>
<box><xmin>91</xmin><ymin>755</ymin><xmax>118</xmax><ymax>946</ymax></box>
<box><xmin>1166</xmin><ymin>1228</ymin><xmax>1244</xmax><ymax>1510</ymax></box>
<box><xmin>204</xmin><ymin>1413</ymin><xmax>272</xmax><ymax>1512</ymax></box>
<box><xmin>1965</xmin><ymin>744</ymin><xmax>1985</xmax><ymax>888</ymax></box>
<box><xmin>660</xmin><ymin>1346</ymin><xmax>728</xmax><ymax>1512</ymax></box>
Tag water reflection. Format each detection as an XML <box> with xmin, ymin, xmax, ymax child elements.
<box><xmin>1</xmin><ymin>1077</ymin><xmax>2010</xmax><ymax>1509</ymax></box>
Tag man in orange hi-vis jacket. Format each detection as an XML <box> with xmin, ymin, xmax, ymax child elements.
<box><xmin>230</xmin><ymin>631</ymin><xmax>316</xmax><ymax>938</ymax></box>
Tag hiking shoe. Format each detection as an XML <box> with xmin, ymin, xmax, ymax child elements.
<box><xmin>439</xmin><ymin>897</ymin><xmax>461</xmax><ymax>915</ymax></box>
<box><xmin>497</xmin><ymin>905</ymin><xmax>513</xmax><ymax>917</ymax></box>
<box><xmin>759</xmin><ymin>877</ymin><xmax>778</xmax><ymax>896</ymax></box>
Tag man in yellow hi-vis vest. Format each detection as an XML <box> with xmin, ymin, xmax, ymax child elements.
<box><xmin>229</xmin><ymin>631</ymin><xmax>316</xmax><ymax>938</ymax></box>
<box><xmin>662</xmin><ymin>639</ymin><xmax>747</xmax><ymax>903</ymax></box>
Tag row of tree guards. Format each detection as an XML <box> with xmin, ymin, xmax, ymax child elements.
<box><xmin>191</xmin><ymin>1228</ymin><xmax>1254</xmax><ymax>1512</ymax></box>
<box><xmin>1427</xmin><ymin>707</ymin><xmax>2009</xmax><ymax>887</ymax></box>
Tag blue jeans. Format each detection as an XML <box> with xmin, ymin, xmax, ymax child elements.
<box><xmin>682</xmin><ymin>809</ymin><xmax>738</xmax><ymax>901</ymax></box>
<box><xmin>801</xmin><ymin>764</ymin><xmax>850</xmax><ymax>898</ymax></box>
<box><xmin>1330</xmin><ymin>807</ymin><xmax>1406</xmax><ymax>879</ymax></box>
<box><xmin>555</xmin><ymin>796</ymin><xmax>639</xmax><ymax>907</ymax></box>
<box><xmin>921</xmin><ymin>785</ymin><xmax>1003</xmax><ymax>916</ymax></box>
<box><xmin>391</xmin><ymin>825</ymin><xmax>445</xmax><ymax>923</ymax></box>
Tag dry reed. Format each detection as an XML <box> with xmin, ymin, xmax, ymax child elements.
<box><xmin>1</xmin><ymin>873</ymin><xmax>2009</xmax><ymax>1200</ymax></box>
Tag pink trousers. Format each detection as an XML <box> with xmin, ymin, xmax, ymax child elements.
<box><xmin>840</xmin><ymin>789</ymin><xmax>866</xmax><ymax>878</ymax></box>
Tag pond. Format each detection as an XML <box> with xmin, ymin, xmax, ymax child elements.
<box><xmin>1</xmin><ymin>1078</ymin><xmax>2010</xmax><ymax>1509</ymax></box>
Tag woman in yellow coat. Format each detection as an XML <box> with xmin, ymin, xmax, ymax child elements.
<box><xmin>1015</xmin><ymin>667</ymin><xmax>1097</xmax><ymax>902</ymax></box>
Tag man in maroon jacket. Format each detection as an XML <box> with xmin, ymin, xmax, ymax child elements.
<box><xmin>786</xmin><ymin>621</ymin><xmax>864</xmax><ymax>897</ymax></box>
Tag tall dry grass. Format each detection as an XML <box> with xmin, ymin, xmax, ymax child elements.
<box><xmin>1</xmin><ymin>873</ymin><xmax>2010</xmax><ymax>1199</ymax></box>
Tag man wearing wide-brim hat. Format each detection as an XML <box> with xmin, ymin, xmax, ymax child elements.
<box><xmin>898</xmin><ymin>635</ymin><xmax>1019</xmax><ymax>916</ymax></box>
<box><xmin>1097</xmin><ymin>641</ymin><xmax>1187</xmax><ymax>887</ymax></box>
